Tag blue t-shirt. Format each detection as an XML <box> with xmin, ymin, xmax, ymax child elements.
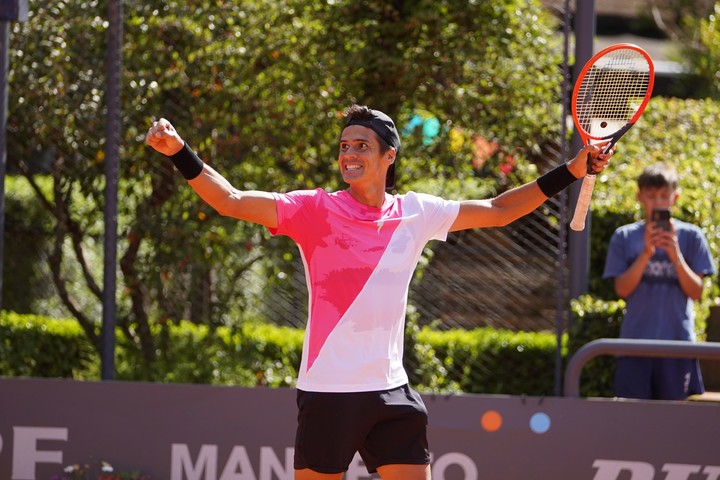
<box><xmin>603</xmin><ymin>220</ymin><xmax>715</xmax><ymax>341</ymax></box>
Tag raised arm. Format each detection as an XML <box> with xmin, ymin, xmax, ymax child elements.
<box><xmin>145</xmin><ymin>118</ymin><xmax>278</xmax><ymax>228</ymax></box>
<box><xmin>449</xmin><ymin>142</ymin><xmax>613</xmax><ymax>232</ymax></box>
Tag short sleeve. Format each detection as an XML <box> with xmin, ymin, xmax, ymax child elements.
<box><xmin>408</xmin><ymin>192</ymin><xmax>460</xmax><ymax>242</ymax></box>
<box><xmin>603</xmin><ymin>228</ymin><xmax>629</xmax><ymax>280</ymax></box>
<box><xmin>267</xmin><ymin>189</ymin><xmax>321</xmax><ymax>242</ymax></box>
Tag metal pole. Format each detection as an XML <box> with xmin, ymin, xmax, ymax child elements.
<box><xmin>101</xmin><ymin>0</ymin><xmax>122</xmax><ymax>380</ymax></box>
<box><xmin>554</xmin><ymin>0</ymin><xmax>574</xmax><ymax>397</ymax></box>
<box><xmin>568</xmin><ymin>0</ymin><xmax>596</xmax><ymax>300</ymax></box>
<box><xmin>564</xmin><ymin>339</ymin><xmax>720</xmax><ymax>397</ymax></box>
<box><xmin>0</xmin><ymin>20</ymin><xmax>8</xmax><ymax>311</ymax></box>
<box><xmin>0</xmin><ymin>1</ymin><xmax>28</xmax><ymax>313</ymax></box>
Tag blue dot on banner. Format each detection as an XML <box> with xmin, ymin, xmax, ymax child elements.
<box><xmin>529</xmin><ymin>412</ymin><xmax>551</xmax><ymax>434</ymax></box>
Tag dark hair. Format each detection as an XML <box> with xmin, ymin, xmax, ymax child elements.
<box><xmin>637</xmin><ymin>163</ymin><xmax>678</xmax><ymax>190</ymax></box>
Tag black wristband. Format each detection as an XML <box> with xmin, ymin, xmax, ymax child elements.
<box><xmin>165</xmin><ymin>143</ymin><xmax>204</xmax><ymax>180</ymax></box>
<box><xmin>536</xmin><ymin>164</ymin><xmax>577</xmax><ymax>198</ymax></box>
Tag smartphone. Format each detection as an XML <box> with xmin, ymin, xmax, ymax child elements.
<box><xmin>652</xmin><ymin>208</ymin><xmax>671</xmax><ymax>231</ymax></box>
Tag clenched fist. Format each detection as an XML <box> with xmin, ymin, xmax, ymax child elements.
<box><xmin>145</xmin><ymin>118</ymin><xmax>184</xmax><ymax>156</ymax></box>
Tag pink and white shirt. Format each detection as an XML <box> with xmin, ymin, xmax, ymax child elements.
<box><xmin>270</xmin><ymin>189</ymin><xmax>459</xmax><ymax>392</ymax></box>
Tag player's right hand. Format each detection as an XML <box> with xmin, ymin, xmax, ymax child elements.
<box><xmin>145</xmin><ymin>118</ymin><xmax>184</xmax><ymax>156</ymax></box>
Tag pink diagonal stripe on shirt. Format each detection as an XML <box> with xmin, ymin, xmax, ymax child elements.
<box><xmin>305</xmin><ymin>214</ymin><xmax>401</xmax><ymax>372</ymax></box>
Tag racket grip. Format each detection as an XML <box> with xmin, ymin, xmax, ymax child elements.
<box><xmin>570</xmin><ymin>174</ymin><xmax>597</xmax><ymax>232</ymax></box>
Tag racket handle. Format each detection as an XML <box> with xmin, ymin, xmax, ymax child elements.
<box><xmin>570</xmin><ymin>174</ymin><xmax>597</xmax><ymax>232</ymax></box>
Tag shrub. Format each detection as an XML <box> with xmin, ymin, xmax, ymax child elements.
<box><xmin>114</xmin><ymin>321</ymin><xmax>304</xmax><ymax>387</ymax></box>
<box><xmin>2</xmin><ymin>312</ymin><xmax>562</xmax><ymax>395</ymax></box>
<box><xmin>415</xmin><ymin>326</ymin><xmax>558</xmax><ymax>395</ymax></box>
<box><xmin>567</xmin><ymin>296</ymin><xmax>624</xmax><ymax>397</ymax></box>
<box><xmin>0</xmin><ymin>311</ymin><xmax>95</xmax><ymax>378</ymax></box>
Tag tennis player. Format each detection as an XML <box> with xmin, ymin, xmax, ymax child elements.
<box><xmin>146</xmin><ymin>105</ymin><xmax>612</xmax><ymax>480</ymax></box>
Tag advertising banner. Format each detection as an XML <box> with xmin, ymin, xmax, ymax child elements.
<box><xmin>1</xmin><ymin>378</ymin><xmax>719</xmax><ymax>480</ymax></box>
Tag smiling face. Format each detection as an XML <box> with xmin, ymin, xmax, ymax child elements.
<box><xmin>338</xmin><ymin>124</ymin><xmax>395</xmax><ymax>189</ymax></box>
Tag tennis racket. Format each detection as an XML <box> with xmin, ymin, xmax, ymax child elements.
<box><xmin>569</xmin><ymin>43</ymin><xmax>655</xmax><ymax>231</ymax></box>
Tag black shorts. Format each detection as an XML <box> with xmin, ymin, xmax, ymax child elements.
<box><xmin>294</xmin><ymin>384</ymin><xmax>430</xmax><ymax>474</ymax></box>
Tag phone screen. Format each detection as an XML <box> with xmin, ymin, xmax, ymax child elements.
<box><xmin>652</xmin><ymin>208</ymin><xmax>671</xmax><ymax>231</ymax></box>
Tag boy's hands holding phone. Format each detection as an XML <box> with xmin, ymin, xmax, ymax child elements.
<box><xmin>652</xmin><ymin>208</ymin><xmax>671</xmax><ymax>231</ymax></box>
<box><xmin>648</xmin><ymin>208</ymin><xmax>682</xmax><ymax>264</ymax></box>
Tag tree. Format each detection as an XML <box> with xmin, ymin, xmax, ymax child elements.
<box><xmin>6</xmin><ymin>0</ymin><xmax>565</xmax><ymax>376</ymax></box>
<box><xmin>646</xmin><ymin>0</ymin><xmax>716</xmax><ymax>41</ymax></box>
<box><xmin>679</xmin><ymin>1</ymin><xmax>720</xmax><ymax>98</ymax></box>
<box><xmin>646</xmin><ymin>0</ymin><xmax>720</xmax><ymax>99</ymax></box>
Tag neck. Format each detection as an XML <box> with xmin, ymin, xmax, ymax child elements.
<box><xmin>346</xmin><ymin>185</ymin><xmax>387</xmax><ymax>208</ymax></box>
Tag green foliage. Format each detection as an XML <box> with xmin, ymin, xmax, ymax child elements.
<box><xmin>7</xmin><ymin>0</ymin><xmax>565</xmax><ymax>362</ymax></box>
<box><xmin>0</xmin><ymin>311</ymin><xmax>304</xmax><ymax>386</ymax></box>
<box><xmin>414</xmin><ymin>325</ymin><xmax>559</xmax><ymax>395</ymax></box>
<box><xmin>4</xmin><ymin>177</ymin><xmax>56</xmax><ymax>313</ymax></box>
<box><xmin>318</xmin><ymin>0</ymin><xmax>564</xmax><ymax>186</ymax></box>
<box><xmin>115</xmin><ymin>321</ymin><xmax>304</xmax><ymax>386</ymax></box>
<box><xmin>0</xmin><ymin>311</ymin><xmax>95</xmax><ymax>378</ymax></box>
<box><xmin>8</xmin><ymin>0</ymin><xmax>719</xmax><ymax>390</ymax></box>
<box><xmin>115</xmin><ymin>320</ymin><xmax>222</xmax><ymax>383</ymax></box>
<box><xmin>588</xmin><ymin>97</ymin><xmax>720</xmax><ymax>318</ymax></box>
<box><xmin>3</xmin><ymin>312</ymin><xmax>562</xmax><ymax>395</ymax></box>
<box><xmin>674</xmin><ymin>1</ymin><xmax>720</xmax><ymax>99</ymax></box>
<box><xmin>404</xmin><ymin>306</ymin><xmax>462</xmax><ymax>393</ymax></box>
<box><xmin>567</xmin><ymin>296</ymin><xmax>625</xmax><ymax>397</ymax></box>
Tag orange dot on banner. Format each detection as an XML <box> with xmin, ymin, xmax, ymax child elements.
<box><xmin>481</xmin><ymin>410</ymin><xmax>503</xmax><ymax>432</ymax></box>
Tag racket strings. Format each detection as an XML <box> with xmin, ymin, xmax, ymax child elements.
<box><xmin>575</xmin><ymin>49</ymin><xmax>651</xmax><ymax>134</ymax></box>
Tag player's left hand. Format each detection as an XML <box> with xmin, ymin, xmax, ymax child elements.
<box><xmin>568</xmin><ymin>141</ymin><xmax>615</xmax><ymax>178</ymax></box>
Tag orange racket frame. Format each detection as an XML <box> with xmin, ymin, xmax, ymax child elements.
<box><xmin>570</xmin><ymin>43</ymin><xmax>655</xmax><ymax>231</ymax></box>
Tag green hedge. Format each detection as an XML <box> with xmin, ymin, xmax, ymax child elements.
<box><xmin>0</xmin><ymin>299</ymin><xmax>631</xmax><ymax>397</ymax></box>
<box><xmin>0</xmin><ymin>312</ymin><xmax>304</xmax><ymax>387</ymax></box>
<box><xmin>411</xmin><ymin>327</ymin><xmax>559</xmax><ymax>395</ymax></box>
<box><xmin>115</xmin><ymin>321</ymin><xmax>305</xmax><ymax>387</ymax></box>
<box><xmin>0</xmin><ymin>312</ymin><xmax>95</xmax><ymax>378</ymax></box>
<box><xmin>2</xmin><ymin>311</ymin><xmax>577</xmax><ymax>396</ymax></box>
<box><xmin>567</xmin><ymin>295</ymin><xmax>624</xmax><ymax>397</ymax></box>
